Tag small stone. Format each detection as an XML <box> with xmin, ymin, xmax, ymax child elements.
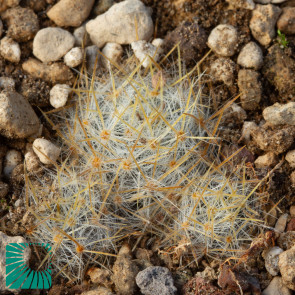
<box><xmin>286</xmin><ymin>150</ymin><xmax>295</xmax><ymax>168</ymax></box>
<box><xmin>152</xmin><ymin>38</ymin><xmax>164</xmax><ymax>49</ymax></box>
<box><xmin>64</xmin><ymin>47</ymin><xmax>83</xmax><ymax>67</ymax></box>
<box><xmin>277</xmin><ymin>7</ymin><xmax>295</xmax><ymax>35</ymax></box>
<box><xmin>250</xmin><ymin>4</ymin><xmax>282</xmax><ymax>46</ymax></box>
<box><xmin>47</xmin><ymin>0</ymin><xmax>95</xmax><ymax>27</ymax></box>
<box><xmin>33</xmin><ymin>28</ymin><xmax>75</xmax><ymax>63</ymax></box>
<box><xmin>3</xmin><ymin>149</ymin><xmax>22</xmax><ymax>177</ymax></box>
<box><xmin>290</xmin><ymin>206</ymin><xmax>295</xmax><ymax>217</ymax></box>
<box><xmin>0</xmin><ymin>0</ymin><xmax>20</xmax><ymax>13</ymax></box>
<box><xmin>207</xmin><ymin>24</ymin><xmax>238</xmax><ymax>57</ymax></box>
<box><xmin>22</xmin><ymin>58</ymin><xmax>74</xmax><ymax>84</ymax></box>
<box><xmin>226</xmin><ymin>0</ymin><xmax>255</xmax><ymax>9</ymax></box>
<box><xmin>24</xmin><ymin>150</ymin><xmax>40</xmax><ymax>172</ymax></box>
<box><xmin>279</xmin><ymin>247</ymin><xmax>295</xmax><ymax>290</ymax></box>
<box><xmin>262</xmin><ymin>277</ymin><xmax>292</xmax><ymax>295</ymax></box>
<box><xmin>33</xmin><ymin>138</ymin><xmax>60</xmax><ymax>164</ymax></box>
<box><xmin>136</xmin><ymin>266</ymin><xmax>177</xmax><ymax>295</ymax></box>
<box><xmin>102</xmin><ymin>42</ymin><xmax>123</xmax><ymax>68</ymax></box>
<box><xmin>238</xmin><ymin>69</ymin><xmax>262</xmax><ymax>110</ymax></box>
<box><xmin>81</xmin><ymin>288</ymin><xmax>115</xmax><ymax>295</ymax></box>
<box><xmin>263</xmin><ymin>102</ymin><xmax>295</xmax><ymax>126</ymax></box>
<box><xmin>50</xmin><ymin>84</ymin><xmax>71</xmax><ymax>108</ymax></box>
<box><xmin>131</xmin><ymin>40</ymin><xmax>162</xmax><ymax>68</ymax></box>
<box><xmin>1</xmin><ymin>6</ymin><xmax>39</xmax><ymax>42</ymax></box>
<box><xmin>0</xmin><ymin>37</ymin><xmax>20</xmax><ymax>63</ymax></box>
<box><xmin>0</xmin><ymin>91</ymin><xmax>40</xmax><ymax>139</ymax></box>
<box><xmin>237</xmin><ymin>42</ymin><xmax>263</xmax><ymax>70</ymax></box>
<box><xmin>73</xmin><ymin>24</ymin><xmax>91</xmax><ymax>47</ymax></box>
<box><xmin>0</xmin><ymin>77</ymin><xmax>15</xmax><ymax>89</ymax></box>
<box><xmin>210</xmin><ymin>57</ymin><xmax>236</xmax><ymax>86</ymax></box>
<box><xmin>0</xmin><ymin>19</ymin><xmax>3</xmax><ymax>38</ymax></box>
<box><xmin>271</xmin><ymin>0</ymin><xmax>288</xmax><ymax>3</ymax></box>
<box><xmin>291</xmin><ymin>171</ymin><xmax>295</xmax><ymax>186</ymax></box>
<box><xmin>278</xmin><ymin>232</ymin><xmax>295</xmax><ymax>250</ymax></box>
<box><xmin>86</xmin><ymin>0</ymin><xmax>154</xmax><ymax>48</ymax></box>
<box><xmin>275</xmin><ymin>213</ymin><xmax>288</xmax><ymax>233</ymax></box>
<box><xmin>93</xmin><ymin>0</ymin><xmax>114</xmax><ymax>15</ymax></box>
<box><xmin>0</xmin><ymin>232</ymin><xmax>31</xmax><ymax>293</ymax></box>
<box><xmin>264</xmin><ymin>246</ymin><xmax>284</xmax><ymax>276</ymax></box>
<box><xmin>255</xmin><ymin>152</ymin><xmax>278</xmax><ymax>168</ymax></box>
<box><xmin>0</xmin><ymin>181</ymin><xmax>9</xmax><ymax>198</ymax></box>
<box><xmin>241</xmin><ymin>121</ymin><xmax>258</xmax><ymax>143</ymax></box>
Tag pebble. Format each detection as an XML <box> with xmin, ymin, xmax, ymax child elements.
<box><xmin>0</xmin><ymin>37</ymin><xmax>20</xmax><ymax>63</ymax></box>
<box><xmin>226</xmin><ymin>0</ymin><xmax>255</xmax><ymax>10</ymax></box>
<box><xmin>0</xmin><ymin>77</ymin><xmax>15</xmax><ymax>89</ymax></box>
<box><xmin>277</xmin><ymin>7</ymin><xmax>295</xmax><ymax>35</ymax></box>
<box><xmin>238</xmin><ymin>69</ymin><xmax>262</xmax><ymax>110</ymax></box>
<box><xmin>275</xmin><ymin>213</ymin><xmax>289</xmax><ymax>233</ymax></box>
<box><xmin>210</xmin><ymin>57</ymin><xmax>236</xmax><ymax>86</ymax></box>
<box><xmin>33</xmin><ymin>27</ymin><xmax>75</xmax><ymax>63</ymax></box>
<box><xmin>93</xmin><ymin>0</ymin><xmax>114</xmax><ymax>15</ymax></box>
<box><xmin>291</xmin><ymin>171</ymin><xmax>295</xmax><ymax>186</ymax></box>
<box><xmin>131</xmin><ymin>40</ymin><xmax>162</xmax><ymax>68</ymax></box>
<box><xmin>73</xmin><ymin>24</ymin><xmax>91</xmax><ymax>47</ymax></box>
<box><xmin>102</xmin><ymin>42</ymin><xmax>123</xmax><ymax>68</ymax></box>
<box><xmin>47</xmin><ymin>0</ymin><xmax>95</xmax><ymax>27</ymax></box>
<box><xmin>0</xmin><ymin>19</ymin><xmax>2</xmax><ymax>38</ymax></box>
<box><xmin>241</xmin><ymin>121</ymin><xmax>258</xmax><ymax>143</ymax></box>
<box><xmin>50</xmin><ymin>84</ymin><xmax>71</xmax><ymax>108</ymax></box>
<box><xmin>279</xmin><ymin>247</ymin><xmax>295</xmax><ymax>290</ymax></box>
<box><xmin>207</xmin><ymin>24</ymin><xmax>238</xmax><ymax>57</ymax></box>
<box><xmin>237</xmin><ymin>42</ymin><xmax>263</xmax><ymax>70</ymax></box>
<box><xmin>263</xmin><ymin>102</ymin><xmax>295</xmax><ymax>126</ymax></box>
<box><xmin>0</xmin><ymin>0</ymin><xmax>20</xmax><ymax>13</ymax></box>
<box><xmin>22</xmin><ymin>58</ymin><xmax>74</xmax><ymax>84</ymax></box>
<box><xmin>64</xmin><ymin>47</ymin><xmax>83</xmax><ymax>67</ymax></box>
<box><xmin>3</xmin><ymin>149</ymin><xmax>22</xmax><ymax>177</ymax></box>
<box><xmin>0</xmin><ymin>91</ymin><xmax>40</xmax><ymax>139</ymax></box>
<box><xmin>86</xmin><ymin>0</ymin><xmax>154</xmax><ymax>48</ymax></box>
<box><xmin>0</xmin><ymin>231</ymin><xmax>31</xmax><ymax>292</ymax></box>
<box><xmin>33</xmin><ymin>138</ymin><xmax>60</xmax><ymax>164</ymax></box>
<box><xmin>250</xmin><ymin>4</ymin><xmax>282</xmax><ymax>46</ymax></box>
<box><xmin>278</xmin><ymin>232</ymin><xmax>295</xmax><ymax>250</ymax></box>
<box><xmin>0</xmin><ymin>181</ymin><xmax>9</xmax><ymax>198</ymax></box>
<box><xmin>254</xmin><ymin>152</ymin><xmax>278</xmax><ymax>168</ymax></box>
<box><xmin>262</xmin><ymin>277</ymin><xmax>292</xmax><ymax>295</ymax></box>
<box><xmin>81</xmin><ymin>288</ymin><xmax>115</xmax><ymax>295</ymax></box>
<box><xmin>264</xmin><ymin>246</ymin><xmax>284</xmax><ymax>276</ymax></box>
<box><xmin>24</xmin><ymin>150</ymin><xmax>40</xmax><ymax>172</ymax></box>
<box><xmin>286</xmin><ymin>150</ymin><xmax>295</xmax><ymax>168</ymax></box>
<box><xmin>1</xmin><ymin>6</ymin><xmax>39</xmax><ymax>42</ymax></box>
<box><xmin>136</xmin><ymin>266</ymin><xmax>177</xmax><ymax>295</ymax></box>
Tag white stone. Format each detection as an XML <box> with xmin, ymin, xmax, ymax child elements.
<box><xmin>0</xmin><ymin>232</ymin><xmax>31</xmax><ymax>293</ymax></box>
<box><xmin>0</xmin><ymin>77</ymin><xmax>15</xmax><ymax>89</ymax></box>
<box><xmin>131</xmin><ymin>40</ymin><xmax>162</xmax><ymax>68</ymax></box>
<box><xmin>33</xmin><ymin>138</ymin><xmax>61</xmax><ymax>164</ymax></box>
<box><xmin>0</xmin><ymin>37</ymin><xmax>21</xmax><ymax>63</ymax></box>
<box><xmin>86</xmin><ymin>0</ymin><xmax>153</xmax><ymax>48</ymax></box>
<box><xmin>64</xmin><ymin>47</ymin><xmax>83</xmax><ymax>67</ymax></box>
<box><xmin>207</xmin><ymin>24</ymin><xmax>238</xmax><ymax>57</ymax></box>
<box><xmin>263</xmin><ymin>102</ymin><xmax>295</xmax><ymax>126</ymax></box>
<box><xmin>262</xmin><ymin>277</ymin><xmax>292</xmax><ymax>295</ymax></box>
<box><xmin>73</xmin><ymin>24</ymin><xmax>91</xmax><ymax>46</ymax></box>
<box><xmin>152</xmin><ymin>38</ymin><xmax>164</xmax><ymax>49</ymax></box>
<box><xmin>50</xmin><ymin>84</ymin><xmax>71</xmax><ymax>109</ymax></box>
<box><xmin>33</xmin><ymin>27</ymin><xmax>75</xmax><ymax>63</ymax></box>
<box><xmin>237</xmin><ymin>42</ymin><xmax>263</xmax><ymax>70</ymax></box>
<box><xmin>102</xmin><ymin>42</ymin><xmax>123</xmax><ymax>68</ymax></box>
<box><xmin>3</xmin><ymin>149</ymin><xmax>22</xmax><ymax>177</ymax></box>
<box><xmin>264</xmin><ymin>246</ymin><xmax>284</xmax><ymax>276</ymax></box>
<box><xmin>286</xmin><ymin>150</ymin><xmax>295</xmax><ymax>168</ymax></box>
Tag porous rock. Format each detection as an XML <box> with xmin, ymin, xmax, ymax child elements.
<box><xmin>210</xmin><ymin>57</ymin><xmax>236</xmax><ymax>86</ymax></box>
<box><xmin>47</xmin><ymin>0</ymin><xmax>95</xmax><ymax>27</ymax></box>
<box><xmin>86</xmin><ymin>0</ymin><xmax>153</xmax><ymax>48</ymax></box>
<box><xmin>33</xmin><ymin>138</ymin><xmax>60</xmax><ymax>164</ymax></box>
<box><xmin>0</xmin><ymin>37</ymin><xmax>20</xmax><ymax>63</ymax></box>
<box><xmin>0</xmin><ymin>90</ymin><xmax>40</xmax><ymax>139</ymax></box>
<box><xmin>49</xmin><ymin>84</ymin><xmax>71</xmax><ymax>109</ymax></box>
<box><xmin>1</xmin><ymin>6</ymin><xmax>39</xmax><ymax>42</ymax></box>
<box><xmin>136</xmin><ymin>266</ymin><xmax>177</xmax><ymax>295</ymax></box>
<box><xmin>262</xmin><ymin>277</ymin><xmax>292</xmax><ymax>295</ymax></box>
<box><xmin>264</xmin><ymin>246</ymin><xmax>284</xmax><ymax>276</ymax></box>
<box><xmin>237</xmin><ymin>42</ymin><xmax>263</xmax><ymax>70</ymax></box>
<box><xmin>277</xmin><ymin>7</ymin><xmax>295</xmax><ymax>35</ymax></box>
<box><xmin>22</xmin><ymin>58</ymin><xmax>74</xmax><ymax>84</ymax></box>
<box><xmin>238</xmin><ymin>69</ymin><xmax>262</xmax><ymax>110</ymax></box>
<box><xmin>64</xmin><ymin>47</ymin><xmax>83</xmax><ymax>68</ymax></box>
<box><xmin>250</xmin><ymin>4</ymin><xmax>282</xmax><ymax>46</ymax></box>
<box><xmin>207</xmin><ymin>24</ymin><xmax>238</xmax><ymax>57</ymax></box>
<box><xmin>33</xmin><ymin>27</ymin><xmax>75</xmax><ymax>63</ymax></box>
<box><xmin>279</xmin><ymin>247</ymin><xmax>295</xmax><ymax>290</ymax></box>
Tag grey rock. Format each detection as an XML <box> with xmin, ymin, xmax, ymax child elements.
<box><xmin>86</xmin><ymin>0</ymin><xmax>153</xmax><ymax>48</ymax></box>
<box><xmin>33</xmin><ymin>27</ymin><xmax>75</xmax><ymax>63</ymax></box>
<box><xmin>136</xmin><ymin>266</ymin><xmax>177</xmax><ymax>295</ymax></box>
<box><xmin>237</xmin><ymin>42</ymin><xmax>263</xmax><ymax>70</ymax></box>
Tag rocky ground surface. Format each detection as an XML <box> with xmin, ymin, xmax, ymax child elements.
<box><xmin>1</xmin><ymin>0</ymin><xmax>295</xmax><ymax>294</ymax></box>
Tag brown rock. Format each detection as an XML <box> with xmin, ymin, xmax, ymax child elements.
<box><xmin>290</xmin><ymin>171</ymin><xmax>295</xmax><ymax>186</ymax></box>
<box><xmin>86</xmin><ymin>267</ymin><xmax>112</xmax><ymax>288</ymax></box>
<box><xmin>279</xmin><ymin>247</ymin><xmax>295</xmax><ymax>290</ymax></box>
<box><xmin>0</xmin><ymin>0</ymin><xmax>19</xmax><ymax>13</ymax></box>
<box><xmin>1</xmin><ymin>6</ymin><xmax>39</xmax><ymax>42</ymax></box>
<box><xmin>254</xmin><ymin>152</ymin><xmax>278</xmax><ymax>168</ymax></box>
<box><xmin>47</xmin><ymin>0</ymin><xmax>95</xmax><ymax>27</ymax></box>
<box><xmin>22</xmin><ymin>58</ymin><xmax>74</xmax><ymax>84</ymax></box>
<box><xmin>278</xmin><ymin>232</ymin><xmax>295</xmax><ymax>250</ymax></box>
<box><xmin>277</xmin><ymin>7</ymin><xmax>295</xmax><ymax>35</ymax></box>
<box><xmin>286</xmin><ymin>218</ymin><xmax>295</xmax><ymax>231</ymax></box>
